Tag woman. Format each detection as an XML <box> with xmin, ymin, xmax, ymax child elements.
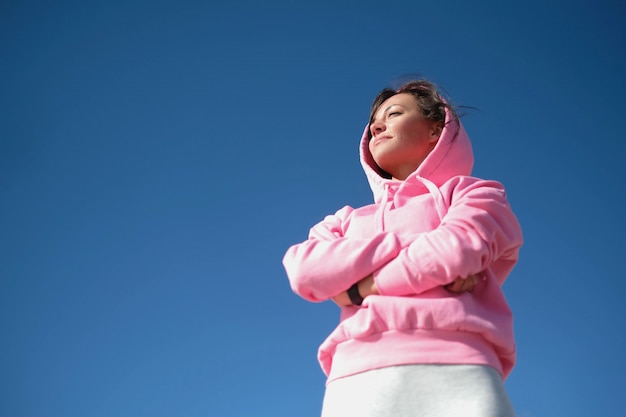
<box><xmin>282</xmin><ymin>79</ymin><xmax>523</xmax><ymax>417</ymax></box>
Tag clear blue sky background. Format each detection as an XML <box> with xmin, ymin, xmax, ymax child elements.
<box><xmin>1</xmin><ymin>1</ymin><xmax>624</xmax><ymax>416</ymax></box>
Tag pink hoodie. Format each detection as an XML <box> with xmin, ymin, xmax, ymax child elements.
<box><xmin>282</xmin><ymin>110</ymin><xmax>523</xmax><ymax>383</ymax></box>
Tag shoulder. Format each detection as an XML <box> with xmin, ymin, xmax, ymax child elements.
<box><xmin>440</xmin><ymin>176</ymin><xmax>509</xmax><ymax>204</ymax></box>
<box><xmin>318</xmin><ymin>205</ymin><xmax>356</xmax><ymax>228</ymax></box>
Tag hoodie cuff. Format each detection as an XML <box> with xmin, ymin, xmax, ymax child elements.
<box><xmin>372</xmin><ymin>250</ymin><xmax>419</xmax><ymax>296</ymax></box>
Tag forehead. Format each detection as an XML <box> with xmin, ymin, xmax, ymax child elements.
<box><xmin>374</xmin><ymin>93</ymin><xmax>418</xmax><ymax>118</ymax></box>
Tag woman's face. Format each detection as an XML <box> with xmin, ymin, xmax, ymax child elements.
<box><xmin>369</xmin><ymin>93</ymin><xmax>442</xmax><ymax>180</ymax></box>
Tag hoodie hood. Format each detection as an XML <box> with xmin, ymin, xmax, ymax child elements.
<box><xmin>360</xmin><ymin>107</ymin><xmax>474</xmax><ymax>203</ymax></box>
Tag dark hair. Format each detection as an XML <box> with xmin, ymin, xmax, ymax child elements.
<box><xmin>367</xmin><ymin>79</ymin><xmax>459</xmax><ymax>140</ymax></box>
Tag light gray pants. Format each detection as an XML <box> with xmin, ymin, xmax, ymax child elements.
<box><xmin>321</xmin><ymin>365</ymin><xmax>517</xmax><ymax>417</ymax></box>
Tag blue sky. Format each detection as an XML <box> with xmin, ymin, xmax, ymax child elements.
<box><xmin>1</xmin><ymin>1</ymin><xmax>624</xmax><ymax>416</ymax></box>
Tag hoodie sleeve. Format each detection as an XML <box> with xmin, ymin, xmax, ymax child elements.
<box><xmin>373</xmin><ymin>179</ymin><xmax>523</xmax><ymax>296</ymax></box>
<box><xmin>283</xmin><ymin>206</ymin><xmax>402</xmax><ymax>302</ymax></box>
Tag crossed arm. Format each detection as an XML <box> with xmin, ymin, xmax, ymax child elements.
<box><xmin>283</xmin><ymin>180</ymin><xmax>522</xmax><ymax>305</ymax></box>
<box><xmin>329</xmin><ymin>273</ymin><xmax>478</xmax><ymax>307</ymax></box>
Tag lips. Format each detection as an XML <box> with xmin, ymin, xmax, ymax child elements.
<box><xmin>371</xmin><ymin>135</ymin><xmax>392</xmax><ymax>146</ymax></box>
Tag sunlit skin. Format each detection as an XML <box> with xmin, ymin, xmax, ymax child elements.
<box><xmin>369</xmin><ymin>93</ymin><xmax>442</xmax><ymax>181</ymax></box>
<box><xmin>332</xmin><ymin>93</ymin><xmax>477</xmax><ymax>306</ymax></box>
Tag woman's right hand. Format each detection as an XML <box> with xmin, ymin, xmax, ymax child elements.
<box><xmin>334</xmin><ymin>274</ymin><xmax>478</xmax><ymax>306</ymax></box>
<box><xmin>445</xmin><ymin>274</ymin><xmax>479</xmax><ymax>293</ymax></box>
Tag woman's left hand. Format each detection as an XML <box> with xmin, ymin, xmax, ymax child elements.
<box><xmin>332</xmin><ymin>274</ymin><xmax>479</xmax><ymax>306</ymax></box>
<box><xmin>332</xmin><ymin>274</ymin><xmax>378</xmax><ymax>307</ymax></box>
<box><xmin>331</xmin><ymin>291</ymin><xmax>352</xmax><ymax>307</ymax></box>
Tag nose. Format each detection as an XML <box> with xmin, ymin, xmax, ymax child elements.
<box><xmin>370</xmin><ymin>119</ymin><xmax>385</xmax><ymax>137</ymax></box>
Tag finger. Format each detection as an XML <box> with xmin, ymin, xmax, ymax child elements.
<box><xmin>466</xmin><ymin>275</ymin><xmax>478</xmax><ymax>292</ymax></box>
<box><xmin>446</xmin><ymin>278</ymin><xmax>463</xmax><ymax>293</ymax></box>
<box><xmin>332</xmin><ymin>292</ymin><xmax>353</xmax><ymax>307</ymax></box>
<box><xmin>449</xmin><ymin>276</ymin><xmax>475</xmax><ymax>293</ymax></box>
